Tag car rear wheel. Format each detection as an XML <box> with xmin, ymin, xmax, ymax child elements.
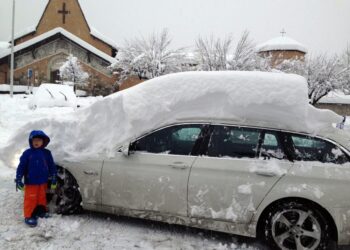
<box><xmin>47</xmin><ymin>168</ymin><xmax>82</xmax><ymax>215</ymax></box>
<box><xmin>259</xmin><ymin>201</ymin><xmax>334</xmax><ymax>250</ymax></box>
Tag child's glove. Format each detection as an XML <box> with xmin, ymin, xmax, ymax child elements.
<box><xmin>50</xmin><ymin>176</ymin><xmax>57</xmax><ymax>190</ymax></box>
<box><xmin>16</xmin><ymin>179</ymin><xmax>24</xmax><ymax>191</ymax></box>
<box><xmin>50</xmin><ymin>183</ymin><xmax>57</xmax><ymax>190</ymax></box>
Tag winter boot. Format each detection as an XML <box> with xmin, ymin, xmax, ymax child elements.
<box><xmin>38</xmin><ymin>212</ymin><xmax>50</xmax><ymax>218</ymax></box>
<box><xmin>24</xmin><ymin>217</ymin><xmax>38</xmax><ymax>227</ymax></box>
<box><xmin>32</xmin><ymin>205</ymin><xmax>49</xmax><ymax>219</ymax></box>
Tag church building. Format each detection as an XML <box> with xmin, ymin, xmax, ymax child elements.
<box><xmin>0</xmin><ymin>0</ymin><xmax>118</xmax><ymax>95</ymax></box>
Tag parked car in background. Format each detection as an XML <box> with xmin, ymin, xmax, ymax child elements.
<box><xmin>28</xmin><ymin>83</ymin><xmax>77</xmax><ymax>109</ymax></box>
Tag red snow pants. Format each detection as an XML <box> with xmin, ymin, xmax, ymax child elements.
<box><xmin>24</xmin><ymin>184</ymin><xmax>47</xmax><ymax>218</ymax></box>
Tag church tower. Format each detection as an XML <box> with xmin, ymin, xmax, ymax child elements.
<box><xmin>256</xmin><ymin>30</ymin><xmax>307</xmax><ymax>67</ymax></box>
<box><xmin>14</xmin><ymin>0</ymin><xmax>117</xmax><ymax>57</ymax></box>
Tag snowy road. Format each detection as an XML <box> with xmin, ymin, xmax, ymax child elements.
<box><xmin>0</xmin><ymin>95</ymin><xmax>260</xmax><ymax>250</ymax></box>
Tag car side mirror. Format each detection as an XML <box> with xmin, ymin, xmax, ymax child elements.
<box><xmin>121</xmin><ymin>143</ymin><xmax>130</xmax><ymax>156</ymax></box>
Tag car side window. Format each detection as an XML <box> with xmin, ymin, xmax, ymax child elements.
<box><xmin>130</xmin><ymin>125</ymin><xmax>204</xmax><ymax>155</ymax></box>
<box><xmin>260</xmin><ymin>132</ymin><xmax>286</xmax><ymax>160</ymax></box>
<box><xmin>291</xmin><ymin>134</ymin><xmax>349</xmax><ymax>164</ymax></box>
<box><xmin>207</xmin><ymin>126</ymin><xmax>260</xmax><ymax>158</ymax></box>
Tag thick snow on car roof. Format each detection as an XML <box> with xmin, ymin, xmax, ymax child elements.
<box><xmin>1</xmin><ymin>71</ymin><xmax>342</xmax><ymax>164</ymax></box>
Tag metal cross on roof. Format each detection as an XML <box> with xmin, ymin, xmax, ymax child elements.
<box><xmin>58</xmin><ymin>3</ymin><xmax>70</xmax><ymax>24</ymax></box>
<box><xmin>280</xmin><ymin>29</ymin><xmax>286</xmax><ymax>37</ymax></box>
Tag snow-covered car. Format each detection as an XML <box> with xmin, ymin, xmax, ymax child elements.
<box><xmin>5</xmin><ymin>72</ymin><xmax>350</xmax><ymax>249</ymax></box>
<box><xmin>28</xmin><ymin>83</ymin><xmax>77</xmax><ymax>109</ymax></box>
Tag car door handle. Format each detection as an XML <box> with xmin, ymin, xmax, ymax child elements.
<box><xmin>83</xmin><ymin>170</ymin><xmax>98</xmax><ymax>176</ymax></box>
<box><xmin>168</xmin><ymin>162</ymin><xmax>188</xmax><ymax>170</ymax></box>
<box><xmin>254</xmin><ymin>170</ymin><xmax>277</xmax><ymax>177</ymax></box>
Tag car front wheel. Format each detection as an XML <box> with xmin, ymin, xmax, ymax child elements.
<box><xmin>47</xmin><ymin>168</ymin><xmax>82</xmax><ymax>215</ymax></box>
<box><xmin>259</xmin><ymin>201</ymin><xmax>334</xmax><ymax>250</ymax></box>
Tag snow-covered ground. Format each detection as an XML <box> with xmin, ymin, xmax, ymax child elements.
<box><xmin>0</xmin><ymin>94</ymin><xmax>260</xmax><ymax>250</ymax></box>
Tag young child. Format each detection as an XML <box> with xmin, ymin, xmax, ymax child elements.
<box><xmin>15</xmin><ymin>130</ymin><xmax>57</xmax><ymax>227</ymax></box>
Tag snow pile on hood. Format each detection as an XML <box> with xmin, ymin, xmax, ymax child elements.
<box><xmin>28</xmin><ymin>83</ymin><xmax>77</xmax><ymax>109</ymax></box>
<box><xmin>1</xmin><ymin>71</ymin><xmax>342</xmax><ymax>166</ymax></box>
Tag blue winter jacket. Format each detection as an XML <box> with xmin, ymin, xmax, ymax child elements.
<box><xmin>16</xmin><ymin>130</ymin><xmax>57</xmax><ymax>185</ymax></box>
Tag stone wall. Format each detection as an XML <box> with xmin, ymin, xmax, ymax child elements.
<box><xmin>119</xmin><ymin>76</ymin><xmax>145</xmax><ymax>91</ymax></box>
<box><xmin>0</xmin><ymin>64</ymin><xmax>8</xmax><ymax>83</ymax></box>
<box><xmin>259</xmin><ymin>50</ymin><xmax>305</xmax><ymax>67</ymax></box>
<box><xmin>15</xmin><ymin>38</ymin><xmax>112</xmax><ymax>77</ymax></box>
<box><xmin>10</xmin><ymin>37</ymin><xmax>117</xmax><ymax>95</ymax></box>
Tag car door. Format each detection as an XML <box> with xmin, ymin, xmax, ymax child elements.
<box><xmin>284</xmin><ymin>133</ymin><xmax>350</xmax><ymax>205</ymax></box>
<box><xmin>101</xmin><ymin>124</ymin><xmax>207</xmax><ymax>217</ymax></box>
<box><xmin>188</xmin><ymin>125</ymin><xmax>293</xmax><ymax>223</ymax></box>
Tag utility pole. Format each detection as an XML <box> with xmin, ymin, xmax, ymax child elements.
<box><xmin>10</xmin><ymin>0</ymin><xmax>15</xmax><ymax>98</ymax></box>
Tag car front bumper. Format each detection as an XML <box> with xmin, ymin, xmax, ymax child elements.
<box><xmin>332</xmin><ymin>207</ymin><xmax>350</xmax><ymax>245</ymax></box>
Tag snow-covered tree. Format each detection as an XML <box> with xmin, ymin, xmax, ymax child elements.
<box><xmin>110</xmin><ymin>29</ymin><xmax>185</xmax><ymax>84</ymax></box>
<box><xmin>195</xmin><ymin>35</ymin><xmax>232</xmax><ymax>71</ymax></box>
<box><xmin>228</xmin><ymin>31</ymin><xmax>261</xmax><ymax>71</ymax></box>
<box><xmin>59</xmin><ymin>54</ymin><xmax>89</xmax><ymax>93</ymax></box>
<box><xmin>195</xmin><ymin>31</ymin><xmax>269</xmax><ymax>72</ymax></box>
<box><xmin>274</xmin><ymin>54</ymin><xmax>350</xmax><ymax>104</ymax></box>
<box><xmin>274</xmin><ymin>58</ymin><xmax>305</xmax><ymax>75</ymax></box>
<box><xmin>305</xmin><ymin>55</ymin><xmax>342</xmax><ymax>104</ymax></box>
<box><xmin>339</xmin><ymin>46</ymin><xmax>350</xmax><ymax>94</ymax></box>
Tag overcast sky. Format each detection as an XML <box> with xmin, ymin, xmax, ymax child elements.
<box><xmin>0</xmin><ymin>0</ymin><xmax>349</xmax><ymax>55</ymax></box>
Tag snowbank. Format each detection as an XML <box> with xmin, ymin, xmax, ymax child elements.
<box><xmin>28</xmin><ymin>84</ymin><xmax>77</xmax><ymax>109</ymax></box>
<box><xmin>0</xmin><ymin>84</ymin><xmax>30</xmax><ymax>93</ymax></box>
<box><xmin>1</xmin><ymin>71</ymin><xmax>342</xmax><ymax>167</ymax></box>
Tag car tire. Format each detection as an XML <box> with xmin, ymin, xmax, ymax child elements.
<box><xmin>47</xmin><ymin>168</ymin><xmax>82</xmax><ymax>215</ymax></box>
<box><xmin>258</xmin><ymin>200</ymin><xmax>334</xmax><ymax>250</ymax></box>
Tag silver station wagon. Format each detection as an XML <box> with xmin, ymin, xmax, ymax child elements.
<box><xmin>52</xmin><ymin>119</ymin><xmax>350</xmax><ymax>250</ymax></box>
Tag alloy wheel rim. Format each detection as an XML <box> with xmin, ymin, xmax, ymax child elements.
<box><xmin>271</xmin><ymin>208</ymin><xmax>321</xmax><ymax>250</ymax></box>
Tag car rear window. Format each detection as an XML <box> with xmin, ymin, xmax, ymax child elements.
<box><xmin>290</xmin><ymin>134</ymin><xmax>349</xmax><ymax>164</ymax></box>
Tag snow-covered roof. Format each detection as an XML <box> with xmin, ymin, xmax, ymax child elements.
<box><xmin>0</xmin><ymin>27</ymin><xmax>116</xmax><ymax>63</ymax></box>
<box><xmin>0</xmin><ymin>42</ymin><xmax>10</xmax><ymax>56</ymax></box>
<box><xmin>318</xmin><ymin>90</ymin><xmax>350</xmax><ymax>104</ymax></box>
<box><xmin>12</xmin><ymin>26</ymin><xmax>117</xmax><ymax>50</ymax></box>
<box><xmin>90</xmin><ymin>27</ymin><xmax>117</xmax><ymax>50</ymax></box>
<box><xmin>0</xmin><ymin>41</ymin><xmax>10</xmax><ymax>49</ymax></box>
<box><xmin>256</xmin><ymin>36</ymin><xmax>308</xmax><ymax>53</ymax></box>
<box><xmin>10</xmin><ymin>26</ymin><xmax>37</xmax><ymax>41</ymax></box>
<box><xmin>1</xmin><ymin>71</ymin><xmax>341</xmax><ymax>164</ymax></box>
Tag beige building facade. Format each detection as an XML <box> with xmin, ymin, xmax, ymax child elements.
<box><xmin>0</xmin><ymin>0</ymin><xmax>118</xmax><ymax>95</ymax></box>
